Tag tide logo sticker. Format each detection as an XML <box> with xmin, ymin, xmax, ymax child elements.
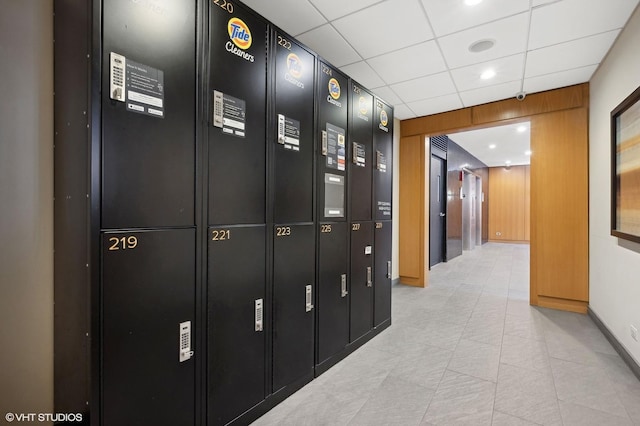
<box><xmin>380</xmin><ymin>109</ymin><xmax>388</xmax><ymax>127</ymax></box>
<box><xmin>359</xmin><ymin>96</ymin><xmax>368</xmax><ymax>115</ymax></box>
<box><xmin>228</xmin><ymin>18</ymin><xmax>252</xmax><ymax>50</ymax></box>
<box><xmin>287</xmin><ymin>53</ymin><xmax>303</xmax><ymax>79</ymax></box>
<box><xmin>328</xmin><ymin>78</ymin><xmax>341</xmax><ymax>100</ymax></box>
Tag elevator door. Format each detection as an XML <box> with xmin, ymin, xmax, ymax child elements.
<box><xmin>430</xmin><ymin>155</ymin><xmax>446</xmax><ymax>267</ymax></box>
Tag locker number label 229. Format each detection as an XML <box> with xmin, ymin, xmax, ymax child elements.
<box><xmin>108</xmin><ymin>236</ymin><xmax>138</xmax><ymax>251</ymax></box>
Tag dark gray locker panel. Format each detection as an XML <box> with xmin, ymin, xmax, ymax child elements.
<box><xmin>101</xmin><ymin>0</ymin><xmax>196</xmax><ymax>229</ymax></box>
<box><xmin>272</xmin><ymin>33</ymin><xmax>315</xmax><ymax>223</ymax></box>
<box><xmin>102</xmin><ymin>229</ymin><xmax>195</xmax><ymax>426</ymax></box>
<box><xmin>208</xmin><ymin>4</ymin><xmax>268</xmax><ymax>225</ymax></box>
<box><xmin>349</xmin><ymin>221</ymin><xmax>374</xmax><ymax>342</ymax></box>
<box><xmin>374</xmin><ymin>221</ymin><xmax>392</xmax><ymax>327</ymax></box>
<box><xmin>349</xmin><ymin>83</ymin><xmax>374</xmax><ymax>221</ymax></box>
<box><xmin>272</xmin><ymin>223</ymin><xmax>315</xmax><ymax>391</ymax></box>
<box><xmin>374</xmin><ymin>99</ymin><xmax>393</xmax><ymax>221</ymax></box>
<box><xmin>317</xmin><ymin>221</ymin><xmax>349</xmax><ymax>364</ymax></box>
<box><xmin>317</xmin><ymin>62</ymin><xmax>348</xmax><ymax>221</ymax></box>
<box><xmin>208</xmin><ymin>225</ymin><xmax>266</xmax><ymax>426</ymax></box>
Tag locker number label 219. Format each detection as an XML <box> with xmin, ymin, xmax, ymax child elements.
<box><xmin>108</xmin><ymin>236</ymin><xmax>138</xmax><ymax>251</ymax></box>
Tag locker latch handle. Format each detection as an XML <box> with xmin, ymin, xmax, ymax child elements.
<box><xmin>255</xmin><ymin>299</ymin><xmax>264</xmax><ymax>332</ymax></box>
<box><xmin>305</xmin><ymin>285</ymin><xmax>314</xmax><ymax>312</ymax></box>
<box><xmin>366</xmin><ymin>267</ymin><xmax>372</xmax><ymax>287</ymax></box>
<box><xmin>341</xmin><ymin>274</ymin><xmax>348</xmax><ymax>297</ymax></box>
<box><xmin>321</xmin><ymin>130</ymin><xmax>328</xmax><ymax>156</ymax></box>
<box><xmin>387</xmin><ymin>261</ymin><xmax>392</xmax><ymax>279</ymax></box>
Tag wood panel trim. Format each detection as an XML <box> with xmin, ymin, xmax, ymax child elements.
<box><xmin>402</xmin><ymin>83</ymin><xmax>589</xmax><ymax>137</ymax></box>
<box><xmin>538</xmin><ymin>296</ymin><xmax>588</xmax><ymax>314</ymax></box>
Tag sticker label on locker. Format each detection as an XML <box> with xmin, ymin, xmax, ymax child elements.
<box><xmin>352</xmin><ymin>142</ymin><xmax>365</xmax><ymax>167</ymax></box>
<box><xmin>376</xmin><ymin>150</ymin><xmax>387</xmax><ymax>172</ymax></box>
<box><xmin>324</xmin><ymin>173</ymin><xmax>345</xmax><ymax>218</ymax></box>
<box><xmin>378</xmin><ymin>201</ymin><xmax>392</xmax><ymax>216</ymax></box>
<box><xmin>364</xmin><ymin>245</ymin><xmax>372</xmax><ymax>255</ymax></box>
<box><xmin>213</xmin><ymin>90</ymin><xmax>246</xmax><ymax>138</ymax></box>
<box><xmin>325</xmin><ymin>123</ymin><xmax>345</xmax><ymax>171</ymax></box>
<box><xmin>125</xmin><ymin>58</ymin><xmax>165</xmax><ymax>118</ymax></box>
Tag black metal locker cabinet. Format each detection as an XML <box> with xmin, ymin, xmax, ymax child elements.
<box><xmin>102</xmin><ymin>229</ymin><xmax>196</xmax><ymax>426</ymax></box>
<box><xmin>208</xmin><ymin>225</ymin><xmax>266</xmax><ymax>426</ymax></box>
<box><xmin>374</xmin><ymin>222</ymin><xmax>392</xmax><ymax>327</ymax></box>
<box><xmin>272</xmin><ymin>224</ymin><xmax>315</xmax><ymax>390</ymax></box>
<box><xmin>316</xmin><ymin>221</ymin><xmax>349</xmax><ymax>365</ymax></box>
<box><xmin>208</xmin><ymin>3</ymin><xmax>268</xmax><ymax>225</ymax></box>
<box><xmin>349</xmin><ymin>221</ymin><xmax>374</xmax><ymax>342</ymax></box>
<box><xmin>271</xmin><ymin>31</ymin><xmax>316</xmax><ymax>392</ymax></box>
<box><xmin>373</xmin><ymin>99</ymin><xmax>393</xmax><ymax>221</ymax></box>
<box><xmin>317</xmin><ymin>61</ymin><xmax>348</xmax><ymax>222</ymax></box>
<box><xmin>101</xmin><ymin>0</ymin><xmax>196</xmax><ymax>229</ymax></box>
<box><xmin>349</xmin><ymin>83</ymin><xmax>374</xmax><ymax>222</ymax></box>
<box><xmin>316</xmin><ymin>61</ymin><xmax>349</xmax><ymax>368</ymax></box>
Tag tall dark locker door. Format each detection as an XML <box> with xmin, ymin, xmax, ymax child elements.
<box><xmin>350</xmin><ymin>221</ymin><xmax>374</xmax><ymax>342</ymax></box>
<box><xmin>349</xmin><ymin>82</ymin><xmax>374</xmax><ymax>222</ymax></box>
<box><xmin>271</xmin><ymin>31</ymin><xmax>316</xmax><ymax>392</ymax></box>
<box><xmin>373</xmin><ymin>99</ymin><xmax>393</xmax><ymax>222</ymax></box>
<box><xmin>316</xmin><ymin>61</ymin><xmax>349</xmax><ymax>367</ymax></box>
<box><xmin>101</xmin><ymin>0</ymin><xmax>196</xmax><ymax>229</ymax></box>
<box><xmin>102</xmin><ymin>229</ymin><xmax>195</xmax><ymax>426</ymax></box>
<box><xmin>207</xmin><ymin>4</ymin><xmax>268</xmax><ymax>425</ymax></box>
<box><xmin>374</xmin><ymin>222</ymin><xmax>392</xmax><ymax>327</ymax></box>
<box><xmin>99</xmin><ymin>1</ymin><xmax>197</xmax><ymax>424</ymax></box>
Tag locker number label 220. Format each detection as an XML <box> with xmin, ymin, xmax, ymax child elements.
<box><xmin>213</xmin><ymin>0</ymin><xmax>234</xmax><ymax>13</ymax></box>
<box><xmin>108</xmin><ymin>236</ymin><xmax>138</xmax><ymax>251</ymax></box>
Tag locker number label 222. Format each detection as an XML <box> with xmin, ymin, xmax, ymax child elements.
<box><xmin>108</xmin><ymin>236</ymin><xmax>138</xmax><ymax>251</ymax></box>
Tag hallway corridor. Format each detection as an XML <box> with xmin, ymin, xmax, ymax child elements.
<box><xmin>253</xmin><ymin>243</ymin><xmax>640</xmax><ymax>425</ymax></box>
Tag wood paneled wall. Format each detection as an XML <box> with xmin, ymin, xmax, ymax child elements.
<box><xmin>399</xmin><ymin>84</ymin><xmax>589</xmax><ymax>313</ymax></box>
<box><xmin>489</xmin><ymin>165</ymin><xmax>530</xmax><ymax>242</ymax></box>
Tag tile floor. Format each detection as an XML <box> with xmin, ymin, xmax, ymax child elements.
<box><xmin>252</xmin><ymin>243</ymin><xmax>640</xmax><ymax>425</ymax></box>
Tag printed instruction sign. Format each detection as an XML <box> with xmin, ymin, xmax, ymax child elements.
<box><xmin>213</xmin><ymin>90</ymin><xmax>246</xmax><ymax>138</ymax></box>
<box><xmin>325</xmin><ymin>123</ymin><xmax>345</xmax><ymax>171</ymax></box>
<box><xmin>110</xmin><ymin>53</ymin><xmax>165</xmax><ymax>118</ymax></box>
<box><xmin>277</xmin><ymin>114</ymin><xmax>300</xmax><ymax>151</ymax></box>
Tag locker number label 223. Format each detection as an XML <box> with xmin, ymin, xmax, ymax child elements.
<box><xmin>108</xmin><ymin>236</ymin><xmax>138</xmax><ymax>251</ymax></box>
<box><xmin>276</xmin><ymin>226</ymin><xmax>292</xmax><ymax>237</ymax></box>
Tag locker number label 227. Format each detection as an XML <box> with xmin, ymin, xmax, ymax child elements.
<box><xmin>108</xmin><ymin>236</ymin><xmax>138</xmax><ymax>251</ymax></box>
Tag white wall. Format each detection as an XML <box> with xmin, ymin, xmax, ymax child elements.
<box><xmin>589</xmin><ymin>5</ymin><xmax>640</xmax><ymax>365</ymax></box>
<box><xmin>0</xmin><ymin>0</ymin><xmax>54</xmax><ymax>418</ymax></box>
<box><xmin>392</xmin><ymin>118</ymin><xmax>400</xmax><ymax>281</ymax></box>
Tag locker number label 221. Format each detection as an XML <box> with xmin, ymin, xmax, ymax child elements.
<box><xmin>211</xmin><ymin>229</ymin><xmax>231</xmax><ymax>241</ymax></box>
<box><xmin>108</xmin><ymin>236</ymin><xmax>138</xmax><ymax>251</ymax></box>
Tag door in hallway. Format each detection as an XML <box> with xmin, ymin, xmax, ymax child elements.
<box><xmin>430</xmin><ymin>155</ymin><xmax>446</xmax><ymax>267</ymax></box>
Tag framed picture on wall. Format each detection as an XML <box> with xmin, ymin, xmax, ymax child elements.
<box><xmin>611</xmin><ymin>85</ymin><xmax>640</xmax><ymax>243</ymax></box>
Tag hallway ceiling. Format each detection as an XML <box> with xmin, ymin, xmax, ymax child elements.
<box><xmin>241</xmin><ymin>0</ymin><xmax>639</xmax><ymax>120</ymax></box>
<box><xmin>448</xmin><ymin>122</ymin><xmax>531</xmax><ymax>167</ymax></box>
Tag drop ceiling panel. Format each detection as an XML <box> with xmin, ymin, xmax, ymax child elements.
<box><xmin>524</xmin><ymin>65</ymin><xmax>597</xmax><ymax>94</ymax></box>
<box><xmin>393</xmin><ymin>104</ymin><xmax>417</xmax><ymax>120</ymax></box>
<box><xmin>241</xmin><ymin>0</ymin><xmax>327</xmax><ymax>36</ymax></box>
<box><xmin>367</xmin><ymin>41</ymin><xmax>446</xmax><ymax>85</ymax></box>
<box><xmin>529</xmin><ymin>0</ymin><xmax>638</xmax><ymax>50</ymax></box>
<box><xmin>438</xmin><ymin>13</ymin><xmax>528</xmax><ymax>69</ymax></box>
<box><xmin>339</xmin><ymin>61</ymin><xmax>385</xmax><ymax>88</ymax></box>
<box><xmin>370</xmin><ymin>86</ymin><xmax>402</xmax><ymax>105</ymax></box>
<box><xmin>408</xmin><ymin>94</ymin><xmax>463</xmax><ymax>117</ymax></box>
<box><xmin>459</xmin><ymin>80</ymin><xmax>522</xmax><ymax>107</ymax></box>
<box><xmin>333</xmin><ymin>0</ymin><xmax>434</xmax><ymax>59</ymax></box>
<box><xmin>391</xmin><ymin>72</ymin><xmax>457</xmax><ymax>103</ymax></box>
<box><xmin>421</xmin><ymin>0</ymin><xmax>530</xmax><ymax>37</ymax></box>
<box><xmin>308</xmin><ymin>0</ymin><xmax>383</xmax><ymax>21</ymax></box>
<box><xmin>450</xmin><ymin>54</ymin><xmax>524</xmax><ymax>91</ymax></box>
<box><xmin>525</xmin><ymin>30</ymin><xmax>619</xmax><ymax>78</ymax></box>
<box><xmin>296</xmin><ymin>24</ymin><xmax>361</xmax><ymax>67</ymax></box>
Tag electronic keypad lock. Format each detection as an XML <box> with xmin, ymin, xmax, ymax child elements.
<box><xmin>341</xmin><ymin>274</ymin><xmax>348</xmax><ymax>297</ymax></box>
<box><xmin>366</xmin><ymin>267</ymin><xmax>372</xmax><ymax>287</ymax></box>
<box><xmin>179</xmin><ymin>321</ymin><xmax>194</xmax><ymax>363</ymax></box>
<box><xmin>305</xmin><ymin>285</ymin><xmax>314</xmax><ymax>312</ymax></box>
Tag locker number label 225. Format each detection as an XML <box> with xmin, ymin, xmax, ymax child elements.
<box><xmin>108</xmin><ymin>236</ymin><xmax>138</xmax><ymax>251</ymax></box>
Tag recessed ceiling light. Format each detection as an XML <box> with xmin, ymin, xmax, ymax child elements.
<box><xmin>481</xmin><ymin>69</ymin><xmax>496</xmax><ymax>80</ymax></box>
<box><xmin>489</xmin><ymin>144</ymin><xmax>496</xmax><ymax>149</ymax></box>
<box><xmin>525</xmin><ymin>150</ymin><xmax>532</xmax><ymax>156</ymax></box>
<box><xmin>468</xmin><ymin>39</ymin><xmax>495</xmax><ymax>53</ymax></box>
<box><xmin>505</xmin><ymin>160</ymin><xmax>512</xmax><ymax>165</ymax></box>
<box><xmin>464</xmin><ymin>0</ymin><xmax>483</xmax><ymax>5</ymax></box>
<box><xmin>517</xmin><ymin>125</ymin><xmax>527</xmax><ymax>132</ymax></box>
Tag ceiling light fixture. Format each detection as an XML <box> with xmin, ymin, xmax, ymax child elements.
<box><xmin>489</xmin><ymin>144</ymin><xmax>496</xmax><ymax>149</ymax></box>
<box><xmin>468</xmin><ymin>39</ymin><xmax>495</xmax><ymax>53</ymax></box>
<box><xmin>481</xmin><ymin>69</ymin><xmax>496</xmax><ymax>80</ymax></box>
<box><xmin>517</xmin><ymin>125</ymin><xmax>527</xmax><ymax>132</ymax></box>
<box><xmin>505</xmin><ymin>160</ymin><xmax>512</xmax><ymax>165</ymax></box>
<box><xmin>464</xmin><ymin>0</ymin><xmax>483</xmax><ymax>6</ymax></box>
<box><xmin>525</xmin><ymin>150</ymin><xmax>532</xmax><ymax>156</ymax></box>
